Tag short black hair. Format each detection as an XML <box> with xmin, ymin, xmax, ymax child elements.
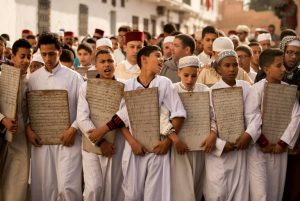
<box><xmin>259</xmin><ymin>48</ymin><xmax>283</xmax><ymax>69</ymax></box>
<box><xmin>85</xmin><ymin>37</ymin><xmax>96</xmax><ymax>44</ymax></box>
<box><xmin>280</xmin><ymin>29</ymin><xmax>297</xmax><ymax>40</ymax></box>
<box><xmin>95</xmin><ymin>49</ymin><xmax>113</xmax><ymax>60</ymax></box>
<box><xmin>26</xmin><ymin>35</ymin><xmax>36</xmax><ymax>40</ymax></box>
<box><xmin>110</xmin><ymin>36</ymin><xmax>117</xmax><ymax>40</ymax></box>
<box><xmin>163</xmin><ymin>23</ymin><xmax>177</xmax><ymax>35</ymax></box>
<box><xmin>1</xmin><ymin>34</ymin><xmax>9</xmax><ymax>41</ymax></box>
<box><xmin>235</xmin><ymin>45</ymin><xmax>253</xmax><ymax>56</ymax></box>
<box><xmin>38</xmin><ymin>32</ymin><xmax>61</xmax><ymax>50</ymax></box>
<box><xmin>175</xmin><ymin>34</ymin><xmax>196</xmax><ymax>54</ymax></box>
<box><xmin>268</xmin><ymin>24</ymin><xmax>275</xmax><ymax>29</ymax></box>
<box><xmin>118</xmin><ymin>25</ymin><xmax>131</xmax><ymax>33</ymax></box>
<box><xmin>202</xmin><ymin>26</ymin><xmax>218</xmax><ymax>39</ymax></box>
<box><xmin>60</xmin><ymin>49</ymin><xmax>74</xmax><ymax>63</ymax></box>
<box><xmin>0</xmin><ymin>36</ymin><xmax>6</xmax><ymax>47</ymax></box>
<box><xmin>137</xmin><ymin>45</ymin><xmax>161</xmax><ymax>68</ymax></box>
<box><xmin>12</xmin><ymin>39</ymin><xmax>31</xmax><ymax>55</ymax></box>
<box><xmin>77</xmin><ymin>43</ymin><xmax>92</xmax><ymax>54</ymax></box>
<box><xmin>144</xmin><ymin>31</ymin><xmax>151</xmax><ymax>41</ymax></box>
<box><xmin>248</xmin><ymin>42</ymin><xmax>261</xmax><ymax>47</ymax></box>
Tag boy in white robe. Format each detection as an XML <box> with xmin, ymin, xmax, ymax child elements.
<box><xmin>160</xmin><ymin>55</ymin><xmax>219</xmax><ymax>201</ymax></box>
<box><xmin>245</xmin><ymin>48</ymin><xmax>300</xmax><ymax>201</ymax></box>
<box><xmin>1</xmin><ymin>39</ymin><xmax>32</xmax><ymax>201</ymax></box>
<box><xmin>204</xmin><ymin>50</ymin><xmax>251</xmax><ymax>201</ymax></box>
<box><xmin>88</xmin><ymin>45</ymin><xmax>187</xmax><ymax>201</ymax></box>
<box><xmin>77</xmin><ymin>49</ymin><xmax>124</xmax><ymax>201</ymax></box>
<box><xmin>26</xmin><ymin>32</ymin><xmax>84</xmax><ymax>201</ymax></box>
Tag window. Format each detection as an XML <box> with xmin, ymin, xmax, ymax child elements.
<box><xmin>79</xmin><ymin>4</ymin><xmax>88</xmax><ymax>36</ymax></box>
<box><xmin>120</xmin><ymin>0</ymin><xmax>125</xmax><ymax>7</ymax></box>
<box><xmin>102</xmin><ymin>0</ymin><xmax>107</xmax><ymax>3</ymax></box>
<box><xmin>110</xmin><ymin>11</ymin><xmax>116</xmax><ymax>35</ymax></box>
<box><xmin>183</xmin><ymin>0</ymin><xmax>191</xmax><ymax>5</ymax></box>
<box><xmin>38</xmin><ymin>0</ymin><xmax>51</xmax><ymax>33</ymax></box>
<box><xmin>151</xmin><ymin>18</ymin><xmax>156</xmax><ymax>36</ymax></box>
<box><xmin>112</xmin><ymin>0</ymin><xmax>116</xmax><ymax>7</ymax></box>
<box><xmin>132</xmin><ymin>16</ymin><xmax>139</xmax><ymax>30</ymax></box>
<box><xmin>143</xmin><ymin>18</ymin><xmax>149</xmax><ymax>32</ymax></box>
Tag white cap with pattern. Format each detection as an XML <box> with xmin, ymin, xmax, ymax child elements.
<box><xmin>178</xmin><ymin>55</ymin><xmax>201</xmax><ymax>69</ymax></box>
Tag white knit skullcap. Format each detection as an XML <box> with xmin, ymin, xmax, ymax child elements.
<box><xmin>96</xmin><ymin>38</ymin><xmax>112</xmax><ymax>49</ymax></box>
<box><xmin>212</xmin><ymin>37</ymin><xmax>234</xmax><ymax>52</ymax></box>
<box><xmin>257</xmin><ymin>33</ymin><xmax>272</xmax><ymax>42</ymax></box>
<box><xmin>163</xmin><ymin>36</ymin><xmax>175</xmax><ymax>45</ymax></box>
<box><xmin>178</xmin><ymin>55</ymin><xmax>201</xmax><ymax>69</ymax></box>
<box><xmin>216</xmin><ymin>50</ymin><xmax>238</xmax><ymax>64</ymax></box>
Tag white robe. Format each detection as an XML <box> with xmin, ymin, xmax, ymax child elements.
<box><xmin>114</xmin><ymin>60</ymin><xmax>140</xmax><ymax>82</ymax></box>
<box><xmin>116</xmin><ymin>75</ymin><xmax>186</xmax><ymax>201</ymax></box>
<box><xmin>77</xmin><ymin>80</ymin><xmax>124</xmax><ymax>201</ymax></box>
<box><xmin>204</xmin><ymin>79</ymin><xmax>251</xmax><ymax>201</ymax></box>
<box><xmin>1</xmin><ymin>75</ymin><xmax>30</xmax><ymax>201</ymax></box>
<box><xmin>245</xmin><ymin>79</ymin><xmax>300</xmax><ymax>201</ymax></box>
<box><xmin>27</xmin><ymin>64</ymin><xmax>84</xmax><ymax>201</ymax></box>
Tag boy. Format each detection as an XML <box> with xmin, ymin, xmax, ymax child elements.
<box><xmin>88</xmin><ymin>45</ymin><xmax>187</xmax><ymax>201</ymax></box>
<box><xmin>77</xmin><ymin>43</ymin><xmax>93</xmax><ymax>69</ymax></box>
<box><xmin>1</xmin><ymin>39</ymin><xmax>32</xmax><ymax>201</ymax></box>
<box><xmin>246</xmin><ymin>48</ymin><xmax>300</xmax><ymax>201</ymax></box>
<box><xmin>197</xmin><ymin>26</ymin><xmax>218</xmax><ymax>65</ymax></box>
<box><xmin>26</xmin><ymin>32</ymin><xmax>84</xmax><ymax>201</ymax></box>
<box><xmin>204</xmin><ymin>50</ymin><xmax>251</xmax><ymax>201</ymax></box>
<box><xmin>236</xmin><ymin>45</ymin><xmax>257</xmax><ymax>82</ymax></box>
<box><xmin>114</xmin><ymin>31</ymin><xmax>144</xmax><ymax>81</ymax></box>
<box><xmin>77</xmin><ymin>49</ymin><xmax>124</xmax><ymax>201</ymax></box>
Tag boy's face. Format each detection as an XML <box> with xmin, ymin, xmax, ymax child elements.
<box><xmin>250</xmin><ymin>45</ymin><xmax>262</xmax><ymax>66</ymax></box>
<box><xmin>111</xmin><ymin>38</ymin><xmax>118</xmax><ymax>50</ymax></box>
<box><xmin>264</xmin><ymin>56</ymin><xmax>285</xmax><ymax>83</ymax></box>
<box><xmin>77</xmin><ymin>49</ymin><xmax>92</xmax><ymax>66</ymax></box>
<box><xmin>236</xmin><ymin>50</ymin><xmax>251</xmax><ymax>70</ymax></box>
<box><xmin>64</xmin><ymin>36</ymin><xmax>74</xmax><ymax>46</ymax></box>
<box><xmin>217</xmin><ymin>56</ymin><xmax>239</xmax><ymax>83</ymax></box>
<box><xmin>177</xmin><ymin>66</ymin><xmax>199</xmax><ymax>90</ymax></box>
<box><xmin>28</xmin><ymin>38</ymin><xmax>37</xmax><ymax>48</ymax></box>
<box><xmin>40</xmin><ymin>44</ymin><xmax>61</xmax><ymax>70</ymax></box>
<box><xmin>284</xmin><ymin>45</ymin><xmax>300</xmax><ymax>68</ymax></box>
<box><xmin>118</xmin><ymin>31</ymin><xmax>127</xmax><ymax>48</ymax></box>
<box><xmin>202</xmin><ymin>33</ymin><xmax>218</xmax><ymax>55</ymax></box>
<box><xmin>124</xmin><ymin>41</ymin><xmax>143</xmax><ymax>63</ymax></box>
<box><xmin>143</xmin><ymin>50</ymin><xmax>163</xmax><ymax>75</ymax></box>
<box><xmin>95</xmin><ymin>53</ymin><xmax>115</xmax><ymax>79</ymax></box>
<box><xmin>259</xmin><ymin>40</ymin><xmax>271</xmax><ymax>51</ymax></box>
<box><xmin>11</xmin><ymin>47</ymin><xmax>32</xmax><ymax>75</ymax></box>
<box><xmin>172</xmin><ymin>38</ymin><xmax>189</xmax><ymax>62</ymax></box>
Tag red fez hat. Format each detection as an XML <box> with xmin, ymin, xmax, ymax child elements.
<box><xmin>94</xmin><ymin>28</ymin><xmax>104</xmax><ymax>35</ymax></box>
<box><xmin>22</xmin><ymin>29</ymin><xmax>33</xmax><ymax>35</ymax></box>
<box><xmin>125</xmin><ymin>31</ymin><xmax>144</xmax><ymax>44</ymax></box>
<box><xmin>64</xmin><ymin>31</ymin><xmax>74</xmax><ymax>37</ymax></box>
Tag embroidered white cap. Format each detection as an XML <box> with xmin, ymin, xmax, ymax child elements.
<box><xmin>216</xmin><ymin>50</ymin><xmax>238</xmax><ymax>64</ymax></box>
<box><xmin>178</xmin><ymin>55</ymin><xmax>201</xmax><ymax>69</ymax></box>
<box><xmin>257</xmin><ymin>33</ymin><xmax>272</xmax><ymax>42</ymax></box>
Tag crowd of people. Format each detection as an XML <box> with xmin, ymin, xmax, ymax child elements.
<box><xmin>0</xmin><ymin>21</ymin><xmax>299</xmax><ymax>201</ymax></box>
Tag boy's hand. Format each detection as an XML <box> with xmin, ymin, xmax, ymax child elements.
<box><xmin>100</xmin><ymin>140</ymin><xmax>115</xmax><ymax>157</ymax></box>
<box><xmin>61</xmin><ymin>127</ymin><xmax>77</xmax><ymax>146</ymax></box>
<box><xmin>129</xmin><ymin>139</ymin><xmax>148</xmax><ymax>156</ymax></box>
<box><xmin>273</xmin><ymin>144</ymin><xmax>286</xmax><ymax>154</ymax></box>
<box><xmin>2</xmin><ymin>117</ymin><xmax>17</xmax><ymax>133</ymax></box>
<box><xmin>200</xmin><ymin>131</ymin><xmax>217</xmax><ymax>153</ymax></box>
<box><xmin>153</xmin><ymin>138</ymin><xmax>171</xmax><ymax>155</ymax></box>
<box><xmin>88</xmin><ymin>125</ymin><xmax>109</xmax><ymax>144</ymax></box>
<box><xmin>26</xmin><ymin>125</ymin><xmax>42</xmax><ymax>147</ymax></box>
<box><xmin>174</xmin><ymin>138</ymin><xmax>189</xmax><ymax>155</ymax></box>
<box><xmin>261</xmin><ymin>144</ymin><xmax>274</xmax><ymax>153</ymax></box>
<box><xmin>236</xmin><ymin>132</ymin><xmax>252</xmax><ymax>150</ymax></box>
<box><xmin>223</xmin><ymin>141</ymin><xmax>235</xmax><ymax>153</ymax></box>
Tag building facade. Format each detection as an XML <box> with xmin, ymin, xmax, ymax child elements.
<box><xmin>0</xmin><ymin>0</ymin><xmax>218</xmax><ymax>42</ymax></box>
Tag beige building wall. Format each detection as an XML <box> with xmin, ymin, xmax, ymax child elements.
<box><xmin>216</xmin><ymin>0</ymin><xmax>299</xmax><ymax>37</ymax></box>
